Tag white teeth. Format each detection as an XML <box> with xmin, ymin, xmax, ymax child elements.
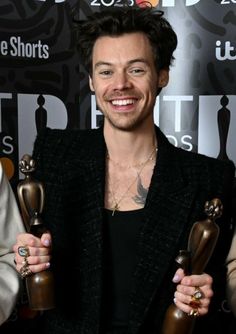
<box><xmin>111</xmin><ymin>99</ymin><xmax>134</xmax><ymax>106</ymax></box>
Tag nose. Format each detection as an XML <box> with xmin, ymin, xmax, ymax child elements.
<box><xmin>113</xmin><ymin>71</ymin><xmax>132</xmax><ymax>90</ymax></box>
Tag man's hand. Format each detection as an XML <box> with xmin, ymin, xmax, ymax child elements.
<box><xmin>13</xmin><ymin>232</ymin><xmax>52</xmax><ymax>276</ymax></box>
<box><xmin>172</xmin><ymin>268</ymin><xmax>213</xmax><ymax>316</ymax></box>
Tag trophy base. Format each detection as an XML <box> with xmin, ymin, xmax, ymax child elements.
<box><xmin>26</xmin><ymin>270</ymin><xmax>55</xmax><ymax>310</ymax></box>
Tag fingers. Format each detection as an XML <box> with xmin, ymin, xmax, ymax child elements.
<box><xmin>14</xmin><ymin>232</ymin><xmax>52</xmax><ymax>248</ymax></box>
<box><xmin>13</xmin><ymin>232</ymin><xmax>52</xmax><ymax>275</ymax></box>
<box><xmin>172</xmin><ymin>268</ymin><xmax>185</xmax><ymax>283</ymax></box>
<box><xmin>173</xmin><ymin>273</ymin><xmax>213</xmax><ymax>316</ymax></box>
<box><xmin>18</xmin><ymin>260</ymin><xmax>51</xmax><ymax>275</ymax></box>
<box><xmin>180</xmin><ymin>272</ymin><xmax>213</xmax><ymax>288</ymax></box>
<box><xmin>174</xmin><ymin>288</ymin><xmax>211</xmax><ymax>316</ymax></box>
<box><xmin>41</xmin><ymin>233</ymin><xmax>52</xmax><ymax>247</ymax></box>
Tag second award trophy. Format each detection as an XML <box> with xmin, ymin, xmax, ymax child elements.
<box><xmin>161</xmin><ymin>198</ymin><xmax>223</xmax><ymax>334</ymax></box>
<box><xmin>17</xmin><ymin>154</ymin><xmax>55</xmax><ymax>310</ymax></box>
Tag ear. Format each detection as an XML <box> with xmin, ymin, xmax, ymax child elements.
<box><xmin>89</xmin><ymin>76</ymin><xmax>95</xmax><ymax>92</ymax></box>
<box><xmin>157</xmin><ymin>69</ymin><xmax>169</xmax><ymax>88</ymax></box>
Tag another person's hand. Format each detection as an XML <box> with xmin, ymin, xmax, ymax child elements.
<box><xmin>172</xmin><ymin>268</ymin><xmax>213</xmax><ymax>316</ymax></box>
<box><xmin>13</xmin><ymin>232</ymin><xmax>52</xmax><ymax>277</ymax></box>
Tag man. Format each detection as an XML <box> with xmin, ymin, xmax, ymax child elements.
<box><xmin>226</xmin><ymin>181</ymin><xmax>236</xmax><ymax>318</ymax></box>
<box><xmin>0</xmin><ymin>162</ymin><xmax>25</xmax><ymax>325</ymax></box>
<box><xmin>13</xmin><ymin>6</ymin><xmax>234</xmax><ymax>334</ymax></box>
<box><xmin>226</xmin><ymin>181</ymin><xmax>236</xmax><ymax>334</ymax></box>
<box><xmin>227</xmin><ymin>225</ymin><xmax>236</xmax><ymax>316</ymax></box>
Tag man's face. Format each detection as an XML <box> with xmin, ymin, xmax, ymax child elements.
<box><xmin>89</xmin><ymin>32</ymin><xmax>169</xmax><ymax>132</ymax></box>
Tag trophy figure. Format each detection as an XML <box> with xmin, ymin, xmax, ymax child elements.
<box><xmin>161</xmin><ymin>198</ymin><xmax>223</xmax><ymax>334</ymax></box>
<box><xmin>17</xmin><ymin>154</ymin><xmax>55</xmax><ymax>310</ymax></box>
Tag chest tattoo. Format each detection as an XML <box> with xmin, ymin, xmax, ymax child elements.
<box><xmin>133</xmin><ymin>175</ymin><xmax>149</xmax><ymax>205</ymax></box>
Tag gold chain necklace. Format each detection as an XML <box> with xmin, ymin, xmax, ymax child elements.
<box><xmin>107</xmin><ymin>151</ymin><xmax>154</xmax><ymax>169</ymax></box>
<box><xmin>107</xmin><ymin>146</ymin><xmax>158</xmax><ymax>215</ymax></box>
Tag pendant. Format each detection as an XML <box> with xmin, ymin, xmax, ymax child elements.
<box><xmin>112</xmin><ymin>203</ymin><xmax>119</xmax><ymax>216</ymax></box>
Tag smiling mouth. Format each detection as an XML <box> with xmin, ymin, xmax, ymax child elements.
<box><xmin>111</xmin><ymin>99</ymin><xmax>136</xmax><ymax>106</ymax></box>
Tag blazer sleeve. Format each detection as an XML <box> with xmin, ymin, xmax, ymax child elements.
<box><xmin>0</xmin><ymin>163</ymin><xmax>25</xmax><ymax>325</ymax></box>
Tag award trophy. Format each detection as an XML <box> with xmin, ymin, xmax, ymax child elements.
<box><xmin>161</xmin><ymin>198</ymin><xmax>223</xmax><ymax>334</ymax></box>
<box><xmin>17</xmin><ymin>154</ymin><xmax>55</xmax><ymax>310</ymax></box>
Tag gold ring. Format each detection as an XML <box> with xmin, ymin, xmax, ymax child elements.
<box><xmin>20</xmin><ymin>263</ymin><xmax>32</xmax><ymax>279</ymax></box>
<box><xmin>189</xmin><ymin>287</ymin><xmax>203</xmax><ymax>308</ymax></box>
<box><xmin>189</xmin><ymin>309</ymin><xmax>200</xmax><ymax>317</ymax></box>
<box><xmin>18</xmin><ymin>246</ymin><xmax>30</xmax><ymax>257</ymax></box>
<box><xmin>21</xmin><ymin>259</ymin><xmax>28</xmax><ymax>266</ymax></box>
<box><xmin>189</xmin><ymin>299</ymin><xmax>201</xmax><ymax>308</ymax></box>
<box><xmin>193</xmin><ymin>287</ymin><xmax>203</xmax><ymax>300</ymax></box>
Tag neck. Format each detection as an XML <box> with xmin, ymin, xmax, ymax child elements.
<box><xmin>104</xmin><ymin>124</ymin><xmax>157</xmax><ymax>165</ymax></box>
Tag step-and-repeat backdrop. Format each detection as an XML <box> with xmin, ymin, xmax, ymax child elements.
<box><xmin>0</xmin><ymin>0</ymin><xmax>235</xmax><ymax>186</ymax></box>
<box><xmin>0</xmin><ymin>0</ymin><xmax>235</xmax><ymax>329</ymax></box>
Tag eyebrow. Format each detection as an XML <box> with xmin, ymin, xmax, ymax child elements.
<box><xmin>94</xmin><ymin>58</ymin><xmax>149</xmax><ymax>69</ymax></box>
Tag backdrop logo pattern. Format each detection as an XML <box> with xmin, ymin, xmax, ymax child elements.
<box><xmin>135</xmin><ymin>0</ymin><xmax>201</xmax><ymax>7</ymax></box>
<box><xmin>37</xmin><ymin>0</ymin><xmax>66</xmax><ymax>2</ymax></box>
<box><xmin>220</xmin><ymin>0</ymin><xmax>236</xmax><ymax>5</ymax></box>
<box><xmin>88</xmin><ymin>0</ymin><xmax>201</xmax><ymax>8</ymax></box>
<box><xmin>0</xmin><ymin>36</ymin><xmax>49</xmax><ymax>59</ymax></box>
<box><xmin>198</xmin><ymin>95</ymin><xmax>236</xmax><ymax>166</ymax></box>
<box><xmin>0</xmin><ymin>0</ymin><xmax>80</xmax><ymax>181</ymax></box>
<box><xmin>0</xmin><ymin>92</ymin><xmax>67</xmax><ymax>180</ymax></box>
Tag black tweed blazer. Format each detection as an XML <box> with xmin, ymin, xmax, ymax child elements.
<box><xmin>32</xmin><ymin>125</ymin><xmax>235</xmax><ymax>334</ymax></box>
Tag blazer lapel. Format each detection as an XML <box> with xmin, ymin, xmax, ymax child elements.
<box><xmin>65</xmin><ymin>128</ymin><xmax>106</xmax><ymax>333</ymax></box>
<box><xmin>129</xmin><ymin>129</ymin><xmax>198</xmax><ymax>332</ymax></box>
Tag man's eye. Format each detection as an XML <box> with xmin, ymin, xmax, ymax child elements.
<box><xmin>99</xmin><ymin>70</ymin><xmax>112</xmax><ymax>76</ymax></box>
<box><xmin>130</xmin><ymin>68</ymin><xmax>145</xmax><ymax>75</ymax></box>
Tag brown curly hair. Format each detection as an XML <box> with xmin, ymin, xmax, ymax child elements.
<box><xmin>75</xmin><ymin>5</ymin><xmax>177</xmax><ymax>75</ymax></box>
